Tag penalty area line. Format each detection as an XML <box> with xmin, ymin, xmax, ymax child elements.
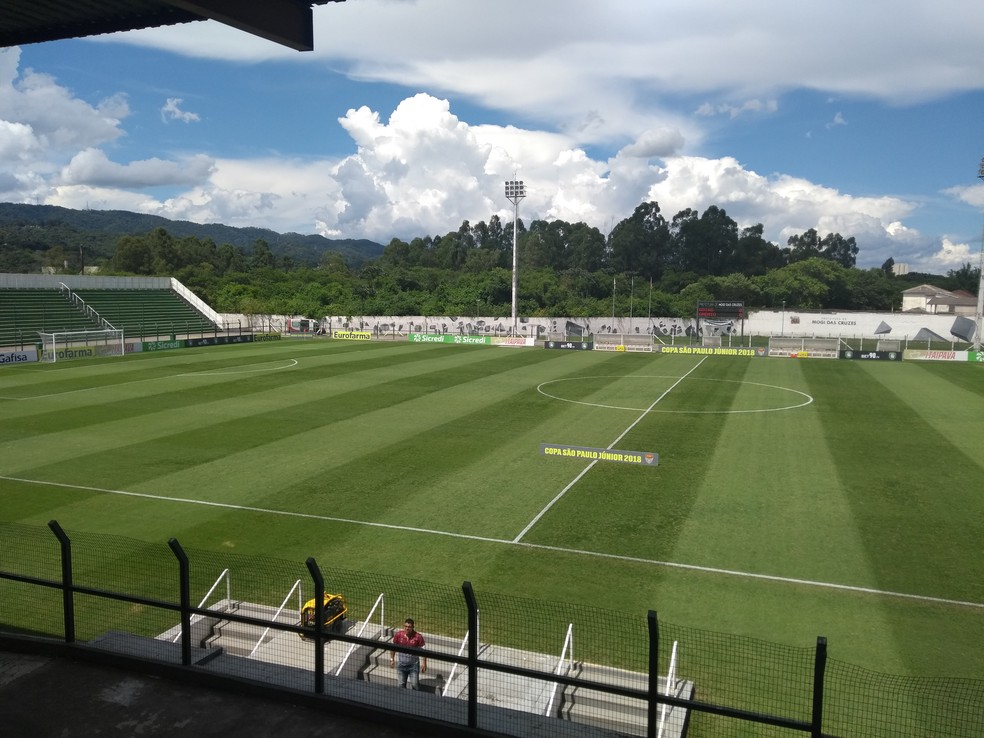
<box><xmin>4</xmin><ymin>474</ymin><xmax>980</xmax><ymax>611</ymax></box>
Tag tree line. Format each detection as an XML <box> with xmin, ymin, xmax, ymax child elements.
<box><xmin>2</xmin><ymin>200</ymin><xmax>979</xmax><ymax>318</ymax></box>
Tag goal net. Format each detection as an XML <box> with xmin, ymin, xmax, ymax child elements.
<box><xmin>594</xmin><ymin>333</ymin><xmax>654</xmax><ymax>352</ymax></box>
<box><xmin>38</xmin><ymin>329</ymin><xmax>125</xmax><ymax>363</ymax></box>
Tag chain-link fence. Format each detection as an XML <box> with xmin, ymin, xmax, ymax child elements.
<box><xmin>1</xmin><ymin>521</ymin><xmax>981</xmax><ymax>738</ymax></box>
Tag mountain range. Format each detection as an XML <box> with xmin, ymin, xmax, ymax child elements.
<box><xmin>0</xmin><ymin>202</ymin><xmax>385</xmax><ymax>269</ymax></box>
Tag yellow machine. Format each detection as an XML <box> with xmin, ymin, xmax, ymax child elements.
<box><xmin>299</xmin><ymin>592</ymin><xmax>347</xmax><ymax>638</ymax></box>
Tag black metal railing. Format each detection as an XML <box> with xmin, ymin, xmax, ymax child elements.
<box><xmin>2</xmin><ymin>521</ymin><xmax>981</xmax><ymax>738</ymax></box>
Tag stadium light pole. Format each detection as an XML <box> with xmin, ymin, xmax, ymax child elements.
<box><xmin>974</xmin><ymin>158</ymin><xmax>984</xmax><ymax>353</ymax></box>
<box><xmin>504</xmin><ymin>179</ymin><xmax>526</xmax><ymax>334</ymax></box>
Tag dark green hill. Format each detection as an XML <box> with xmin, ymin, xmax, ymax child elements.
<box><xmin>0</xmin><ymin>202</ymin><xmax>384</xmax><ymax>272</ymax></box>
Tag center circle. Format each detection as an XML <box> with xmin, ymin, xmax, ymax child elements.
<box><xmin>536</xmin><ymin>375</ymin><xmax>814</xmax><ymax>414</ymax></box>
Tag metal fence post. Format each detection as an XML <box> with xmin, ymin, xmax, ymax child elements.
<box><xmin>306</xmin><ymin>558</ymin><xmax>325</xmax><ymax>695</ymax></box>
<box><xmin>167</xmin><ymin>538</ymin><xmax>192</xmax><ymax>666</ymax></box>
<box><xmin>462</xmin><ymin>581</ymin><xmax>479</xmax><ymax>729</ymax></box>
<box><xmin>647</xmin><ymin>609</ymin><xmax>660</xmax><ymax>738</ymax></box>
<box><xmin>47</xmin><ymin>520</ymin><xmax>74</xmax><ymax>644</ymax></box>
<box><xmin>812</xmin><ymin>636</ymin><xmax>828</xmax><ymax>738</ymax></box>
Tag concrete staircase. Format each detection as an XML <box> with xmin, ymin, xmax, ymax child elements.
<box><xmin>178</xmin><ymin>603</ymin><xmax>691</xmax><ymax>737</ymax></box>
<box><xmin>560</xmin><ymin>662</ymin><xmax>693</xmax><ymax>737</ymax></box>
<box><xmin>200</xmin><ymin>601</ymin><xmax>295</xmax><ymax>656</ymax></box>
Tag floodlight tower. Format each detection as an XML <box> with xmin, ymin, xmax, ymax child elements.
<box><xmin>975</xmin><ymin>158</ymin><xmax>984</xmax><ymax>353</ymax></box>
<box><xmin>504</xmin><ymin>179</ymin><xmax>526</xmax><ymax>333</ymax></box>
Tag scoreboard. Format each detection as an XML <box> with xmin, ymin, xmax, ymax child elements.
<box><xmin>696</xmin><ymin>301</ymin><xmax>745</xmax><ymax>319</ymax></box>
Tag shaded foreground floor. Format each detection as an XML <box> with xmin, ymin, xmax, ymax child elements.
<box><xmin>0</xmin><ymin>650</ymin><xmax>437</xmax><ymax>737</ymax></box>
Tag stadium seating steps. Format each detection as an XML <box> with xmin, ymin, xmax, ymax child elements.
<box><xmin>0</xmin><ymin>287</ymin><xmax>217</xmax><ymax>347</ymax></box>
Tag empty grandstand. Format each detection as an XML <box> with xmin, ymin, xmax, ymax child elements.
<box><xmin>0</xmin><ymin>275</ymin><xmax>220</xmax><ymax>348</ymax></box>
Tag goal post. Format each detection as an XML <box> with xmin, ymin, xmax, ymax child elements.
<box><xmin>38</xmin><ymin>329</ymin><xmax>125</xmax><ymax>363</ymax></box>
<box><xmin>594</xmin><ymin>333</ymin><xmax>654</xmax><ymax>352</ymax></box>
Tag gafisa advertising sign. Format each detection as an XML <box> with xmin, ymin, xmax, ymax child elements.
<box><xmin>0</xmin><ymin>348</ymin><xmax>38</xmax><ymax>366</ymax></box>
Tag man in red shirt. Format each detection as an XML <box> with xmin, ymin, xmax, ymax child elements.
<box><xmin>390</xmin><ymin>617</ymin><xmax>427</xmax><ymax>689</ymax></box>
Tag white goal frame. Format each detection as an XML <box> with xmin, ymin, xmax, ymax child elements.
<box><xmin>38</xmin><ymin>329</ymin><xmax>125</xmax><ymax>363</ymax></box>
<box><xmin>594</xmin><ymin>333</ymin><xmax>654</xmax><ymax>352</ymax></box>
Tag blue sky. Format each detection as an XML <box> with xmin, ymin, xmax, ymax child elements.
<box><xmin>2</xmin><ymin>0</ymin><xmax>984</xmax><ymax>272</ymax></box>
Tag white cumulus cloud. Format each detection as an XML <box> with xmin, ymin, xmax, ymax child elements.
<box><xmin>161</xmin><ymin>98</ymin><xmax>200</xmax><ymax>123</ymax></box>
<box><xmin>59</xmin><ymin>149</ymin><xmax>214</xmax><ymax>188</ymax></box>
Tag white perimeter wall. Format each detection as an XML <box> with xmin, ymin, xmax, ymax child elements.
<box><xmin>317</xmin><ymin>311</ymin><xmax>975</xmax><ymax>343</ymax></box>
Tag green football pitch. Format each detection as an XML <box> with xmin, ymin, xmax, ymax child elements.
<box><xmin>1</xmin><ymin>339</ymin><xmax>982</xmax><ymax>680</ymax></box>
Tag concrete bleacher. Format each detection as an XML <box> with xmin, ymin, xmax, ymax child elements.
<box><xmin>72</xmin><ymin>288</ymin><xmax>217</xmax><ymax>339</ymax></box>
<box><xmin>0</xmin><ymin>288</ymin><xmax>102</xmax><ymax>348</ymax></box>
<box><xmin>0</xmin><ymin>283</ymin><xmax>219</xmax><ymax>347</ymax></box>
<box><xmin>159</xmin><ymin>599</ymin><xmax>690</xmax><ymax>737</ymax></box>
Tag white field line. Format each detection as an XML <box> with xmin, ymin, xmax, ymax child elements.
<box><xmin>536</xmin><ymin>376</ymin><xmax>814</xmax><ymax>414</ymax></box>
<box><xmin>511</xmin><ymin>357</ymin><xmax>708</xmax><ymax>544</ymax></box>
<box><xmin>1</xmin><ymin>359</ymin><xmax>298</xmax><ymax>400</ymax></box>
<box><xmin>0</xmin><ymin>475</ymin><xmax>505</xmax><ymax>545</ymax></box>
<box><xmin>2</xmin><ymin>473</ymin><xmax>980</xmax><ymax>611</ymax></box>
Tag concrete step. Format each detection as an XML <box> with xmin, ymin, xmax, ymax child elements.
<box><xmin>202</xmin><ymin>601</ymin><xmax>302</xmax><ymax>656</ymax></box>
<box><xmin>562</xmin><ymin>695</ymin><xmax>690</xmax><ymax>738</ymax></box>
<box><xmin>247</xmin><ymin>622</ymin><xmax>386</xmax><ymax>681</ymax></box>
<box><xmin>560</xmin><ymin>699</ymin><xmax>648</xmax><ymax>737</ymax></box>
<box><xmin>473</xmin><ymin>643</ymin><xmax>564</xmax><ymax>716</ymax></box>
<box><xmin>561</xmin><ymin>664</ymin><xmax>694</xmax><ymax>738</ymax></box>
<box><xmin>562</xmin><ymin>662</ymin><xmax>650</xmax><ymax>715</ymax></box>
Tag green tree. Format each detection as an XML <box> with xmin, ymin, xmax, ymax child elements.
<box><xmin>608</xmin><ymin>201</ymin><xmax>671</xmax><ymax>279</ymax></box>
<box><xmin>669</xmin><ymin>205</ymin><xmax>740</xmax><ymax>276</ymax></box>
<box><xmin>434</xmin><ymin>232</ymin><xmax>469</xmax><ymax>270</ymax></box>
<box><xmin>735</xmin><ymin>223</ymin><xmax>785</xmax><ymax>275</ymax></box>
<box><xmin>112</xmin><ymin>235</ymin><xmax>153</xmax><ymax>274</ymax></box>
<box><xmin>249</xmin><ymin>239</ymin><xmax>276</xmax><ymax>270</ymax></box>
<box><xmin>820</xmin><ymin>232</ymin><xmax>859</xmax><ymax>268</ymax></box>
<box><xmin>787</xmin><ymin>229</ymin><xmax>858</xmax><ymax>268</ymax></box>
<box><xmin>755</xmin><ymin>258</ymin><xmax>835</xmax><ymax>309</ymax></box>
<box><xmin>945</xmin><ymin>262</ymin><xmax>981</xmax><ymax>293</ymax></box>
<box><xmin>843</xmin><ymin>268</ymin><xmax>899</xmax><ymax>310</ymax></box>
<box><xmin>567</xmin><ymin>222</ymin><xmax>607</xmax><ymax>272</ymax></box>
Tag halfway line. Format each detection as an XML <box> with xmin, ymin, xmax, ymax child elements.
<box><xmin>511</xmin><ymin>357</ymin><xmax>708</xmax><ymax>543</ymax></box>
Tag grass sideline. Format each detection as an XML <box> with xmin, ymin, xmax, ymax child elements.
<box><xmin>1</xmin><ymin>339</ymin><xmax>982</xmax><ymax>682</ymax></box>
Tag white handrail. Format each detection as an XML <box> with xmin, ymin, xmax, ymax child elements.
<box><xmin>58</xmin><ymin>281</ymin><xmax>114</xmax><ymax>329</ymax></box>
<box><xmin>172</xmin><ymin>568</ymin><xmax>230</xmax><ymax>643</ymax></box>
<box><xmin>334</xmin><ymin>592</ymin><xmax>385</xmax><ymax>677</ymax></box>
<box><xmin>657</xmin><ymin>640</ymin><xmax>679</xmax><ymax>738</ymax></box>
<box><xmin>441</xmin><ymin>611</ymin><xmax>480</xmax><ymax>698</ymax></box>
<box><xmin>248</xmin><ymin>579</ymin><xmax>302</xmax><ymax>658</ymax></box>
<box><xmin>543</xmin><ymin>623</ymin><xmax>575</xmax><ymax>716</ymax></box>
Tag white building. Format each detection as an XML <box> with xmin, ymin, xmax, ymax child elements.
<box><xmin>900</xmin><ymin>284</ymin><xmax>977</xmax><ymax>315</ymax></box>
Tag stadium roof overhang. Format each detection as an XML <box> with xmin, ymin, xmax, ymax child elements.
<box><xmin>0</xmin><ymin>1</ymin><xmax>343</xmax><ymax>52</ymax></box>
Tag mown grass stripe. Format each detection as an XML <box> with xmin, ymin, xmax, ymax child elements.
<box><xmin>801</xmin><ymin>361</ymin><xmax>984</xmax><ymax>602</ymax></box>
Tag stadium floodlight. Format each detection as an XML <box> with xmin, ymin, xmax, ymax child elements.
<box><xmin>504</xmin><ymin>179</ymin><xmax>526</xmax><ymax>333</ymax></box>
<box><xmin>975</xmin><ymin>158</ymin><xmax>984</xmax><ymax>353</ymax></box>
